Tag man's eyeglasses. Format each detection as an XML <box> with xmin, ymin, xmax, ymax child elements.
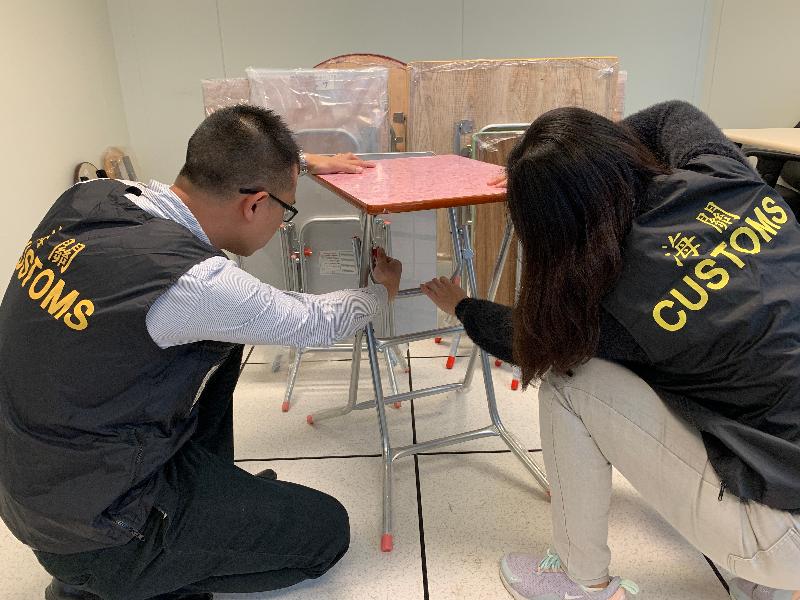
<box><xmin>239</xmin><ymin>188</ymin><xmax>298</xmax><ymax>223</ymax></box>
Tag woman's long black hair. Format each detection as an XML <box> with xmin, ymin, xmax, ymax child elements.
<box><xmin>507</xmin><ymin>107</ymin><xmax>670</xmax><ymax>385</ymax></box>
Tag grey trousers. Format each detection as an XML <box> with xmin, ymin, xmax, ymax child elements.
<box><xmin>539</xmin><ymin>358</ymin><xmax>800</xmax><ymax>590</ymax></box>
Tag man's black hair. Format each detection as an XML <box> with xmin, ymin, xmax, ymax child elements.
<box><xmin>179</xmin><ymin>104</ymin><xmax>299</xmax><ymax>197</ymax></box>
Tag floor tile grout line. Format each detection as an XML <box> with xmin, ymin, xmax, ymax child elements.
<box><xmin>703</xmin><ymin>554</ymin><xmax>730</xmax><ymax>594</ymax></box>
<box><xmin>408</xmin><ymin>350</ymin><xmax>431</xmax><ymax>600</ymax></box>
<box><xmin>232</xmin><ymin>448</ymin><xmax>544</xmax><ymax>464</ymax></box>
<box><xmin>242</xmin><ymin>345</ymin><xmax>718</xmax><ymax>598</ymax></box>
<box><xmin>417</xmin><ymin>448</ymin><xmax>542</xmax><ymax>456</ymax></box>
<box><xmin>239</xmin><ymin>345</ymin><xmax>255</xmax><ymax>374</ymax></box>
<box><xmin>241</xmin><ymin>343</ymin><xmax>530</xmax><ymax>600</ymax></box>
<box><xmin>234</xmin><ymin>454</ymin><xmax>381</xmax><ymax>462</ymax></box>
<box><xmin>233</xmin><ymin>449</ymin><xmax>543</xmax><ymax>463</ymax></box>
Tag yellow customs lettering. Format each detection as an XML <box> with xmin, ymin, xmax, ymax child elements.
<box><xmin>694</xmin><ymin>259</ymin><xmax>729</xmax><ymax>290</ymax></box>
<box><xmin>761</xmin><ymin>196</ymin><xmax>788</xmax><ymax>224</ymax></box>
<box><xmin>670</xmin><ymin>275</ymin><xmax>709</xmax><ymax>310</ymax></box>
<box><xmin>710</xmin><ymin>242</ymin><xmax>745</xmax><ymax>269</ymax></box>
<box><xmin>21</xmin><ymin>257</ymin><xmax>44</xmax><ymax>287</ymax></box>
<box><xmin>40</xmin><ymin>279</ymin><xmax>80</xmax><ymax>319</ymax></box>
<box><xmin>28</xmin><ymin>269</ymin><xmax>56</xmax><ymax>300</ymax></box>
<box><xmin>653</xmin><ymin>300</ymin><xmax>687</xmax><ymax>332</ymax></box>
<box><xmin>64</xmin><ymin>299</ymin><xmax>94</xmax><ymax>331</ymax></box>
<box><xmin>744</xmin><ymin>207</ymin><xmax>781</xmax><ymax>242</ymax></box>
<box><xmin>729</xmin><ymin>226</ymin><xmax>761</xmax><ymax>255</ymax></box>
<box><xmin>17</xmin><ymin>249</ymin><xmax>35</xmax><ymax>280</ymax></box>
<box><xmin>15</xmin><ymin>241</ymin><xmax>32</xmax><ymax>271</ymax></box>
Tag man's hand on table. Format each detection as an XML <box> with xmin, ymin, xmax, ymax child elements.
<box><xmin>421</xmin><ymin>276</ymin><xmax>467</xmax><ymax>316</ymax></box>
<box><xmin>306</xmin><ymin>153</ymin><xmax>377</xmax><ymax>175</ymax></box>
<box><xmin>372</xmin><ymin>247</ymin><xmax>402</xmax><ymax>302</ymax></box>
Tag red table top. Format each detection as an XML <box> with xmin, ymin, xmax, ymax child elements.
<box><xmin>313</xmin><ymin>154</ymin><xmax>506</xmax><ymax>214</ymax></box>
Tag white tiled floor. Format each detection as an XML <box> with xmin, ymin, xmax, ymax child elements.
<box><xmin>1</xmin><ymin>344</ymin><xmax>730</xmax><ymax>600</ymax></box>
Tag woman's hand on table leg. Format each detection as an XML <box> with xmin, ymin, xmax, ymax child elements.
<box><xmin>420</xmin><ymin>276</ymin><xmax>467</xmax><ymax>316</ymax></box>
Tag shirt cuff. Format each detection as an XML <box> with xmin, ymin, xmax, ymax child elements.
<box><xmin>365</xmin><ymin>283</ymin><xmax>389</xmax><ymax>308</ymax></box>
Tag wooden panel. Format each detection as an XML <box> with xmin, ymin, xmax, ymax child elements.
<box><xmin>406</xmin><ymin>57</ymin><xmax>619</xmax><ymax>294</ymax></box>
<box><xmin>612</xmin><ymin>70</ymin><xmax>627</xmax><ymax>122</ymax></box>
<box><xmin>316</xmin><ymin>54</ymin><xmax>409</xmax><ymax>152</ymax></box>
<box><xmin>407</xmin><ymin>57</ymin><xmax>618</xmax><ymax>153</ymax></box>
<box><xmin>314</xmin><ymin>155</ymin><xmax>504</xmax><ymax>215</ymax></box>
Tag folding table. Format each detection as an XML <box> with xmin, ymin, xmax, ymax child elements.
<box><xmin>309</xmin><ymin>153</ymin><xmax>550</xmax><ymax>552</ymax></box>
<box><xmin>724</xmin><ymin>128</ymin><xmax>800</xmax><ymax>187</ymax></box>
<box><xmin>724</xmin><ymin>128</ymin><xmax>800</xmax><ymax>217</ymax></box>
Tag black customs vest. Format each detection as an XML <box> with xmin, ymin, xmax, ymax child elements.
<box><xmin>0</xmin><ymin>179</ymin><xmax>241</xmax><ymax>552</ymax></box>
<box><xmin>603</xmin><ymin>155</ymin><xmax>800</xmax><ymax>510</ymax></box>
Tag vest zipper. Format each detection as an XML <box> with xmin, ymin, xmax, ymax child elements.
<box><xmin>132</xmin><ymin>429</ymin><xmax>144</xmax><ymax>468</ymax></box>
<box><xmin>115</xmin><ymin>519</ymin><xmax>145</xmax><ymax>541</ymax></box>
<box><xmin>188</xmin><ymin>361</ymin><xmax>223</xmax><ymax>415</ymax></box>
<box><xmin>718</xmin><ymin>482</ymin><xmax>726</xmax><ymax>501</ymax></box>
<box><xmin>113</xmin><ymin>431</ymin><xmax>147</xmax><ymax>541</ymax></box>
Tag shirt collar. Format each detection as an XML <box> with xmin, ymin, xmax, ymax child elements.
<box><xmin>141</xmin><ymin>180</ymin><xmax>213</xmax><ymax>247</ymax></box>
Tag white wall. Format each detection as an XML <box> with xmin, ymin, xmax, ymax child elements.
<box><xmin>101</xmin><ymin>0</ymin><xmax>800</xmax><ymax>185</ymax></box>
<box><xmin>106</xmin><ymin>0</ymin><xmax>727</xmax><ymax>291</ymax></box>
<box><xmin>703</xmin><ymin>0</ymin><xmax>800</xmax><ymax>128</ymax></box>
<box><xmin>462</xmin><ymin>0</ymin><xmax>714</xmax><ymax>115</ymax></box>
<box><xmin>0</xmin><ymin>1</ymin><xmax>129</xmax><ymax>276</ymax></box>
<box><xmin>107</xmin><ymin>0</ymin><xmax>726</xmax><ymax>187</ymax></box>
<box><xmin>3</xmin><ymin>1</ymin><xmax>796</xmax><ymax>280</ymax></box>
<box><xmin>107</xmin><ymin>0</ymin><xmax>463</xmax><ymax>185</ymax></box>
<box><xmin>106</xmin><ymin>0</ymin><xmax>465</xmax><ymax>303</ymax></box>
<box><xmin>2</xmin><ymin>0</ymin><xmax>793</xmax><ymax>322</ymax></box>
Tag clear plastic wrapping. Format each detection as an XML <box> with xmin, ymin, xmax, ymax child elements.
<box><xmin>201</xmin><ymin>78</ymin><xmax>250</xmax><ymax>116</ymax></box>
<box><xmin>471</xmin><ymin>129</ymin><xmax>525</xmax><ymax>303</ymax></box>
<box><xmin>472</xmin><ymin>131</ymin><xmax>525</xmax><ymax>167</ymax></box>
<box><xmin>245</xmin><ymin>67</ymin><xmax>390</xmax><ymax>154</ymax></box>
<box><xmin>315</xmin><ymin>54</ymin><xmax>409</xmax><ymax>152</ymax></box>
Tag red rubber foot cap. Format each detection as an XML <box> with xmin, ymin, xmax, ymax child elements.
<box><xmin>281</xmin><ymin>401</ymin><xmax>290</xmax><ymax>413</ymax></box>
<box><xmin>434</xmin><ymin>337</ymin><xmax>442</xmax><ymax>344</ymax></box>
<box><xmin>446</xmin><ymin>355</ymin><xmax>456</xmax><ymax>369</ymax></box>
<box><xmin>381</xmin><ymin>533</ymin><xmax>393</xmax><ymax>552</ymax></box>
<box><xmin>393</xmin><ymin>402</ymin><xmax>402</xmax><ymax>409</ymax></box>
<box><xmin>306</xmin><ymin>415</ymin><xmax>314</xmax><ymax>425</ymax></box>
<box><xmin>494</xmin><ymin>359</ymin><xmax>502</xmax><ymax>367</ymax></box>
<box><xmin>511</xmin><ymin>379</ymin><xmax>520</xmax><ymax>391</ymax></box>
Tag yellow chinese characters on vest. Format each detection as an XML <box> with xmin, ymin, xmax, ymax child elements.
<box><xmin>13</xmin><ymin>228</ymin><xmax>95</xmax><ymax>331</ymax></box>
<box><xmin>653</xmin><ymin>197</ymin><xmax>788</xmax><ymax>332</ymax></box>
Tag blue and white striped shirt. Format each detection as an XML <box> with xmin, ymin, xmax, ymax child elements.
<box><xmin>124</xmin><ymin>180</ymin><xmax>386</xmax><ymax>349</ymax></box>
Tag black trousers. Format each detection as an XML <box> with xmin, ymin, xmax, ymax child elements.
<box><xmin>35</xmin><ymin>347</ymin><xmax>350</xmax><ymax>600</ymax></box>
